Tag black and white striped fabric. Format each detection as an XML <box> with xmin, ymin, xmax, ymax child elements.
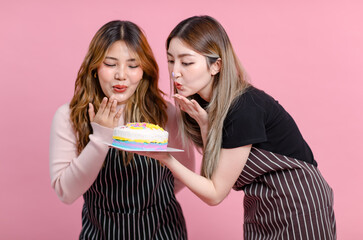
<box><xmin>79</xmin><ymin>148</ymin><xmax>187</xmax><ymax>239</ymax></box>
<box><xmin>234</xmin><ymin>148</ymin><xmax>336</xmax><ymax>240</ymax></box>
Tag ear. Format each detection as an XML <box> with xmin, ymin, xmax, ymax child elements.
<box><xmin>210</xmin><ymin>58</ymin><xmax>221</xmax><ymax>76</ymax></box>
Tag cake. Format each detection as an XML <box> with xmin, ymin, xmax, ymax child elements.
<box><xmin>112</xmin><ymin>122</ymin><xmax>168</xmax><ymax>150</ymax></box>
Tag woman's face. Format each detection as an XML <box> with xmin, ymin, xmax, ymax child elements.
<box><xmin>167</xmin><ymin>38</ymin><xmax>218</xmax><ymax>102</ymax></box>
<box><xmin>97</xmin><ymin>41</ymin><xmax>143</xmax><ymax>105</ymax></box>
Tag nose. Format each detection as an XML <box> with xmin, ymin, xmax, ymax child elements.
<box><xmin>172</xmin><ymin>72</ymin><xmax>181</xmax><ymax>79</ymax></box>
<box><xmin>115</xmin><ymin>66</ymin><xmax>126</xmax><ymax>80</ymax></box>
<box><xmin>171</xmin><ymin>64</ymin><xmax>181</xmax><ymax>80</ymax></box>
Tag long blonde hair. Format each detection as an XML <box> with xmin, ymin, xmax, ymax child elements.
<box><xmin>166</xmin><ymin>15</ymin><xmax>250</xmax><ymax>178</ymax></box>
<box><xmin>70</xmin><ymin>20</ymin><xmax>167</xmax><ymax>163</ymax></box>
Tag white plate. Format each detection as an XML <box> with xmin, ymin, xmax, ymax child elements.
<box><xmin>104</xmin><ymin>142</ymin><xmax>184</xmax><ymax>152</ymax></box>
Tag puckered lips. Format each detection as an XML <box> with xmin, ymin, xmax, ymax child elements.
<box><xmin>113</xmin><ymin>84</ymin><xmax>127</xmax><ymax>93</ymax></box>
<box><xmin>174</xmin><ymin>82</ymin><xmax>183</xmax><ymax>90</ymax></box>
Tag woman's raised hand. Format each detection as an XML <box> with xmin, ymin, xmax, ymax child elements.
<box><xmin>88</xmin><ymin>97</ymin><xmax>123</xmax><ymax>129</ymax></box>
<box><xmin>173</xmin><ymin>94</ymin><xmax>208</xmax><ymax>127</ymax></box>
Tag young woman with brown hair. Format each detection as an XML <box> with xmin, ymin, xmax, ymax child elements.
<box><xmin>49</xmin><ymin>20</ymin><xmax>194</xmax><ymax>239</ymax></box>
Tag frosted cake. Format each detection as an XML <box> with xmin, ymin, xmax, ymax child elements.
<box><xmin>112</xmin><ymin>122</ymin><xmax>168</xmax><ymax>150</ymax></box>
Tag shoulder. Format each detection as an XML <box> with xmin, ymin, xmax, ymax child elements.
<box><xmin>54</xmin><ymin>103</ymin><xmax>70</xmax><ymax>117</ymax></box>
<box><xmin>222</xmin><ymin>88</ymin><xmax>269</xmax><ymax>148</ymax></box>
<box><xmin>223</xmin><ymin>87</ymin><xmax>271</xmax><ymax>135</ymax></box>
<box><xmin>227</xmin><ymin>87</ymin><xmax>262</xmax><ymax>117</ymax></box>
<box><xmin>49</xmin><ymin>103</ymin><xmax>78</xmax><ymax>146</ymax></box>
<box><xmin>229</xmin><ymin>86</ymin><xmax>279</xmax><ymax>116</ymax></box>
<box><xmin>51</xmin><ymin>103</ymin><xmax>72</xmax><ymax>128</ymax></box>
<box><xmin>236</xmin><ymin>86</ymin><xmax>272</xmax><ymax>105</ymax></box>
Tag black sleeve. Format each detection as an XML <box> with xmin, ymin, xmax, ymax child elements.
<box><xmin>222</xmin><ymin>96</ymin><xmax>267</xmax><ymax>149</ymax></box>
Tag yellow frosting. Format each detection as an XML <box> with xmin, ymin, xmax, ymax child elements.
<box><xmin>112</xmin><ymin>122</ymin><xmax>168</xmax><ymax>144</ymax></box>
<box><xmin>113</xmin><ymin>136</ymin><xmax>167</xmax><ymax>143</ymax></box>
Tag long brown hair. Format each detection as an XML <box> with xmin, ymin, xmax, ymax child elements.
<box><xmin>70</xmin><ymin>20</ymin><xmax>167</xmax><ymax>159</ymax></box>
<box><xmin>166</xmin><ymin>15</ymin><xmax>250</xmax><ymax>178</ymax></box>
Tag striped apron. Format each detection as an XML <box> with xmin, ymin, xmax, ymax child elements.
<box><xmin>79</xmin><ymin>148</ymin><xmax>187</xmax><ymax>239</ymax></box>
<box><xmin>233</xmin><ymin>148</ymin><xmax>336</xmax><ymax>240</ymax></box>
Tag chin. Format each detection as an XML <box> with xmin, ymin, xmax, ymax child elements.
<box><xmin>177</xmin><ymin>91</ymin><xmax>190</xmax><ymax>97</ymax></box>
<box><xmin>116</xmin><ymin>97</ymin><xmax>128</xmax><ymax>104</ymax></box>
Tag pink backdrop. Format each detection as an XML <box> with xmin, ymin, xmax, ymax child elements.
<box><xmin>1</xmin><ymin>1</ymin><xmax>362</xmax><ymax>239</ymax></box>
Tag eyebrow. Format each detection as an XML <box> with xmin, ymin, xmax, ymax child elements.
<box><xmin>105</xmin><ymin>56</ymin><xmax>137</xmax><ymax>62</ymax></box>
<box><xmin>167</xmin><ymin>52</ymin><xmax>194</xmax><ymax>58</ymax></box>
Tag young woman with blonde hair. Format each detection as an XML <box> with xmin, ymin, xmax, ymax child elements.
<box><xmin>140</xmin><ymin>15</ymin><xmax>336</xmax><ymax>239</ymax></box>
<box><xmin>49</xmin><ymin>20</ymin><xmax>194</xmax><ymax>239</ymax></box>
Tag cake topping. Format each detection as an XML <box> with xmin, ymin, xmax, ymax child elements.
<box><xmin>112</xmin><ymin>122</ymin><xmax>168</xmax><ymax>150</ymax></box>
<box><xmin>126</xmin><ymin>122</ymin><xmax>164</xmax><ymax>131</ymax></box>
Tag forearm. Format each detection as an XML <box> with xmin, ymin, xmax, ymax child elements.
<box><xmin>165</xmin><ymin>155</ymin><xmax>226</xmax><ymax>205</ymax></box>
<box><xmin>50</xmin><ymin>133</ymin><xmax>109</xmax><ymax>204</ymax></box>
<box><xmin>162</xmin><ymin>145</ymin><xmax>251</xmax><ymax>206</ymax></box>
<box><xmin>49</xmin><ymin>105</ymin><xmax>113</xmax><ymax>204</ymax></box>
<box><xmin>171</xmin><ymin>148</ymin><xmax>195</xmax><ymax>194</ymax></box>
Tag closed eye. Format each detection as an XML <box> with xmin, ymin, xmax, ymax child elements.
<box><xmin>129</xmin><ymin>65</ymin><xmax>140</xmax><ymax>69</ymax></box>
<box><xmin>104</xmin><ymin>62</ymin><xmax>116</xmax><ymax>67</ymax></box>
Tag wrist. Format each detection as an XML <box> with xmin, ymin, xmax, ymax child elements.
<box><xmin>199</xmin><ymin>123</ymin><xmax>209</xmax><ymax>132</ymax></box>
<box><xmin>163</xmin><ymin>154</ymin><xmax>176</xmax><ymax>168</ymax></box>
<box><xmin>90</xmin><ymin>122</ymin><xmax>113</xmax><ymax>142</ymax></box>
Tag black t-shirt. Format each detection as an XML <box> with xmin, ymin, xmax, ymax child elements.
<box><xmin>222</xmin><ymin>86</ymin><xmax>317</xmax><ymax>166</ymax></box>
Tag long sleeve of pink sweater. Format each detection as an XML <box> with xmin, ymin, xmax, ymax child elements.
<box><xmin>49</xmin><ymin>103</ymin><xmax>113</xmax><ymax>204</ymax></box>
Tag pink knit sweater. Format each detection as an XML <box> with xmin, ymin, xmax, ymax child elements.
<box><xmin>49</xmin><ymin>103</ymin><xmax>195</xmax><ymax>204</ymax></box>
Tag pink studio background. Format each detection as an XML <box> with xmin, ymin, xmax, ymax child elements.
<box><xmin>1</xmin><ymin>1</ymin><xmax>362</xmax><ymax>239</ymax></box>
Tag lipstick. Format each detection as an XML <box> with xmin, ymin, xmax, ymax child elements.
<box><xmin>174</xmin><ymin>82</ymin><xmax>182</xmax><ymax>90</ymax></box>
<box><xmin>113</xmin><ymin>85</ymin><xmax>127</xmax><ymax>93</ymax></box>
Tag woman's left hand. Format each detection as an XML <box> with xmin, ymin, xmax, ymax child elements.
<box><xmin>173</xmin><ymin>94</ymin><xmax>209</xmax><ymax>146</ymax></box>
<box><xmin>131</xmin><ymin>151</ymin><xmax>171</xmax><ymax>165</ymax></box>
<box><xmin>173</xmin><ymin>94</ymin><xmax>208</xmax><ymax>127</ymax></box>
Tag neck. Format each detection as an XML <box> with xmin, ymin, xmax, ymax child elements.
<box><xmin>198</xmin><ymin>90</ymin><xmax>212</xmax><ymax>102</ymax></box>
<box><xmin>198</xmin><ymin>79</ymin><xmax>214</xmax><ymax>102</ymax></box>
